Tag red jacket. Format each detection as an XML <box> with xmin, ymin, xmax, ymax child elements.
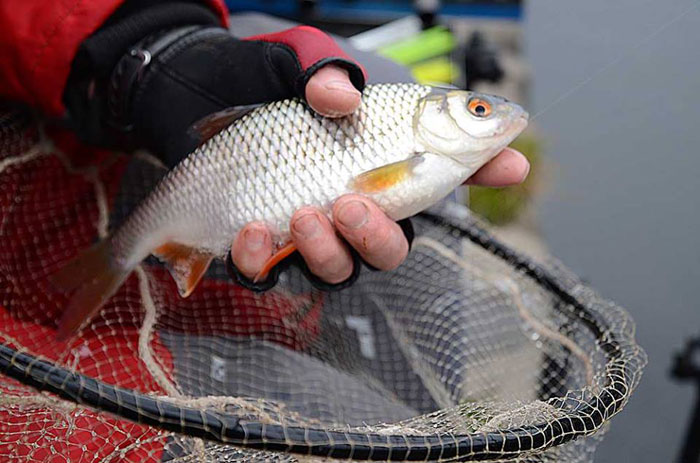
<box><xmin>0</xmin><ymin>0</ymin><xmax>229</xmax><ymax>117</ymax></box>
<box><xmin>0</xmin><ymin>3</ymin><xmax>324</xmax><ymax>461</ymax></box>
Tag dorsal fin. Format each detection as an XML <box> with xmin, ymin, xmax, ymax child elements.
<box><xmin>425</xmin><ymin>82</ymin><xmax>460</xmax><ymax>90</ymax></box>
<box><xmin>189</xmin><ymin>104</ymin><xmax>262</xmax><ymax>143</ymax></box>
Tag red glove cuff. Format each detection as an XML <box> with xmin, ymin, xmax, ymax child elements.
<box><xmin>245</xmin><ymin>26</ymin><xmax>367</xmax><ymax>94</ymax></box>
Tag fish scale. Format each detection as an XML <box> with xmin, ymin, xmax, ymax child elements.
<box><xmin>217</xmin><ymin>85</ymin><xmax>416</xmax><ymax>245</ymax></box>
<box><xmin>51</xmin><ymin>82</ymin><xmax>528</xmax><ymax>340</ymax></box>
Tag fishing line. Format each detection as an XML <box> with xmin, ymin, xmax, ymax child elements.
<box><xmin>531</xmin><ymin>0</ymin><xmax>699</xmax><ymax>121</ymax></box>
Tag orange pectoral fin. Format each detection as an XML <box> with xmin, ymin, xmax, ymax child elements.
<box><xmin>350</xmin><ymin>156</ymin><xmax>424</xmax><ymax>193</ymax></box>
<box><xmin>154</xmin><ymin>243</ymin><xmax>213</xmax><ymax>298</ymax></box>
<box><xmin>253</xmin><ymin>242</ymin><xmax>297</xmax><ymax>283</ymax></box>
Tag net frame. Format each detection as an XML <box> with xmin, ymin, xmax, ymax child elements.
<box><xmin>0</xmin><ymin>202</ymin><xmax>644</xmax><ymax>462</ymax></box>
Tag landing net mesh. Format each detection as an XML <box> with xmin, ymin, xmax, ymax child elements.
<box><xmin>0</xmin><ymin>106</ymin><xmax>645</xmax><ymax>462</ymax></box>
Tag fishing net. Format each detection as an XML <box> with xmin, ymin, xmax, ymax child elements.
<box><xmin>0</xmin><ymin>105</ymin><xmax>645</xmax><ymax>463</ymax></box>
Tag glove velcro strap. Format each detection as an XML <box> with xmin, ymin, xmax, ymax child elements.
<box><xmin>108</xmin><ymin>25</ymin><xmax>212</xmax><ymax>134</ymax></box>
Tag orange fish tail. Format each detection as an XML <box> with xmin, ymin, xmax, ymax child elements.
<box><xmin>50</xmin><ymin>240</ymin><xmax>131</xmax><ymax>341</ymax></box>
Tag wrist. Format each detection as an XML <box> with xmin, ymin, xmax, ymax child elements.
<box><xmin>108</xmin><ymin>26</ymin><xmax>217</xmax><ymax>136</ymax></box>
<box><xmin>63</xmin><ymin>2</ymin><xmax>222</xmax><ymax>151</ymax></box>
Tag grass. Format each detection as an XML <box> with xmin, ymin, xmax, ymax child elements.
<box><xmin>469</xmin><ymin>131</ymin><xmax>543</xmax><ymax>225</ymax></box>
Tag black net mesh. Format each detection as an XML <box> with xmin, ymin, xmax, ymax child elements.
<box><xmin>0</xmin><ymin>107</ymin><xmax>645</xmax><ymax>462</ymax></box>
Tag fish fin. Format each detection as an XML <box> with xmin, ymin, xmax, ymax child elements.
<box><xmin>425</xmin><ymin>82</ymin><xmax>460</xmax><ymax>90</ymax></box>
<box><xmin>350</xmin><ymin>156</ymin><xmax>424</xmax><ymax>193</ymax></box>
<box><xmin>153</xmin><ymin>243</ymin><xmax>213</xmax><ymax>298</ymax></box>
<box><xmin>189</xmin><ymin>104</ymin><xmax>262</xmax><ymax>142</ymax></box>
<box><xmin>253</xmin><ymin>242</ymin><xmax>297</xmax><ymax>283</ymax></box>
<box><xmin>51</xmin><ymin>240</ymin><xmax>131</xmax><ymax>341</ymax></box>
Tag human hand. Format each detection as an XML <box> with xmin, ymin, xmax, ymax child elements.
<box><xmin>231</xmin><ymin>65</ymin><xmax>531</xmax><ymax>286</ymax></box>
<box><xmin>65</xmin><ymin>10</ymin><xmax>528</xmax><ymax>288</ymax></box>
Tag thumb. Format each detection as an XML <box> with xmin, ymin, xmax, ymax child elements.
<box><xmin>305</xmin><ymin>65</ymin><xmax>362</xmax><ymax>118</ymax></box>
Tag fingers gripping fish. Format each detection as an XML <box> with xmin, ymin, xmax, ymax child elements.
<box><xmin>50</xmin><ymin>83</ymin><xmax>529</xmax><ymax>340</ymax></box>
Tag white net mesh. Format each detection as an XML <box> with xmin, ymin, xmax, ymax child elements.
<box><xmin>0</xmin><ymin>106</ymin><xmax>646</xmax><ymax>462</ymax></box>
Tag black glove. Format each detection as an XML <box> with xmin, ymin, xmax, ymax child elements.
<box><xmin>226</xmin><ymin>218</ymin><xmax>415</xmax><ymax>293</ymax></box>
<box><xmin>63</xmin><ymin>1</ymin><xmax>413</xmax><ymax>293</ymax></box>
<box><xmin>63</xmin><ymin>1</ymin><xmax>365</xmax><ymax>168</ymax></box>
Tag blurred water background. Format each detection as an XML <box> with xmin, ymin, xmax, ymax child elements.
<box><xmin>526</xmin><ymin>0</ymin><xmax>700</xmax><ymax>461</ymax></box>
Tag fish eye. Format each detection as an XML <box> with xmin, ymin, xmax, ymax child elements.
<box><xmin>467</xmin><ymin>98</ymin><xmax>492</xmax><ymax>118</ymax></box>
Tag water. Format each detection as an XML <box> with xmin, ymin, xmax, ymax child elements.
<box><xmin>526</xmin><ymin>0</ymin><xmax>700</xmax><ymax>461</ymax></box>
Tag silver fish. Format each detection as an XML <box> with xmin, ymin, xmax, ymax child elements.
<box><xmin>52</xmin><ymin>83</ymin><xmax>528</xmax><ymax>339</ymax></box>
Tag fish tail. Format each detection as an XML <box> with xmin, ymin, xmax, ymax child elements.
<box><xmin>50</xmin><ymin>239</ymin><xmax>131</xmax><ymax>341</ymax></box>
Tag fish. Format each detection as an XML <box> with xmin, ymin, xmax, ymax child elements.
<box><xmin>51</xmin><ymin>83</ymin><xmax>529</xmax><ymax>340</ymax></box>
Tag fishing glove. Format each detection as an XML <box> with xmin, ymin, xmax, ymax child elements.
<box><xmin>63</xmin><ymin>1</ymin><xmax>413</xmax><ymax>292</ymax></box>
<box><xmin>63</xmin><ymin>1</ymin><xmax>366</xmax><ymax>167</ymax></box>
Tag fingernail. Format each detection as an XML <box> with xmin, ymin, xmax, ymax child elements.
<box><xmin>519</xmin><ymin>157</ymin><xmax>531</xmax><ymax>183</ymax></box>
<box><xmin>337</xmin><ymin>200</ymin><xmax>369</xmax><ymax>229</ymax></box>
<box><xmin>244</xmin><ymin>228</ymin><xmax>266</xmax><ymax>251</ymax></box>
<box><xmin>324</xmin><ymin>80</ymin><xmax>360</xmax><ymax>95</ymax></box>
<box><xmin>320</xmin><ymin>108</ymin><xmax>347</xmax><ymax>118</ymax></box>
<box><xmin>293</xmin><ymin>213</ymin><xmax>321</xmax><ymax>238</ymax></box>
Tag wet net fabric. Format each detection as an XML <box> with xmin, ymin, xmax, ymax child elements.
<box><xmin>0</xmin><ymin>107</ymin><xmax>646</xmax><ymax>462</ymax></box>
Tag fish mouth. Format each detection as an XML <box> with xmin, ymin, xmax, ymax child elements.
<box><xmin>506</xmin><ymin>110</ymin><xmax>530</xmax><ymax>139</ymax></box>
<box><xmin>487</xmin><ymin>112</ymin><xmax>528</xmax><ymax>157</ymax></box>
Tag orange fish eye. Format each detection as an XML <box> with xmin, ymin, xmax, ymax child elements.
<box><xmin>467</xmin><ymin>98</ymin><xmax>492</xmax><ymax>118</ymax></box>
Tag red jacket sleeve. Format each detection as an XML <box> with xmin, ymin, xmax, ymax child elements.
<box><xmin>0</xmin><ymin>0</ymin><xmax>229</xmax><ymax>117</ymax></box>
